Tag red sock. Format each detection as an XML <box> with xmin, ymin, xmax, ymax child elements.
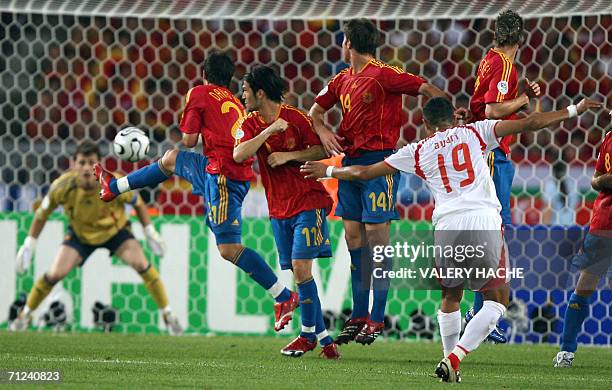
<box><xmin>448</xmin><ymin>353</ymin><xmax>461</xmax><ymax>370</ymax></box>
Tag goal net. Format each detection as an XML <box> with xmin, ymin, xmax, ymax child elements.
<box><xmin>0</xmin><ymin>0</ymin><xmax>610</xmax><ymax>345</ymax></box>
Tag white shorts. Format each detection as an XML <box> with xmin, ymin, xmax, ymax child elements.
<box><xmin>435</xmin><ymin>211</ymin><xmax>502</xmax><ymax>231</ymax></box>
<box><xmin>434</xmin><ymin>212</ymin><xmax>510</xmax><ymax>291</ymax></box>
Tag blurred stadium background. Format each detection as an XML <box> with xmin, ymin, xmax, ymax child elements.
<box><xmin>0</xmin><ymin>0</ymin><xmax>610</xmax><ymax>345</ymax></box>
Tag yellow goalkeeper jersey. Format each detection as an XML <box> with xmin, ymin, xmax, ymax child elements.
<box><xmin>35</xmin><ymin>171</ymin><xmax>143</xmax><ymax>245</ymax></box>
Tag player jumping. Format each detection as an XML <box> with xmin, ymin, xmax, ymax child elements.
<box><xmin>554</xmin><ymin>118</ymin><xmax>612</xmax><ymax>368</ymax></box>
<box><xmin>95</xmin><ymin>52</ymin><xmax>299</xmax><ymax>332</ymax></box>
<box><xmin>309</xmin><ymin>18</ymin><xmax>448</xmax><ymax>345</ymax></box>
<box><xmin>302</xmin><ymin>97</ymin><xmax>602</xmax><ymax>382</ymax></box>
<box><xmin>233</xmin><ymin>65</ymin><xmax>340</xmax><ymax>358</ymax></box>
<box><xmin>467</xmin><ymin>10</ymin><xmax>541</xmax><ymax>343</ymax></box>
<box><xmin>11</xmin><ymin>140</ymin><xmax>182</xmax><ymax>335</ymax></box>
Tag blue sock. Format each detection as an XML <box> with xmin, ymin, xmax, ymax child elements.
<box><xmin>111</xmin><ymin>161</ymin><xmax>170</xmax><ymax>195</ymax></box>
<box><xmin>349</xmin><ymin>247</ymin><xmax>369</xmax><ymax>318</ymax></box>
<box><xmin>561</xmin><ymin>292</ymin><xmax>590</xmax><ymax>353</ymax></box>
<box><xmin>315</xmin><ymin>294</ymin><xmax>333</xmax><ymax>346</ymax></box>
<box><xmin>370</xmin><ymin>254</ymin><xmax>391</xmax><ymax>323</ymax></box>
<box><xmin>298</xmin><ymin>278</ymin><xmax>317</xmax><ymax>342</ymax></box>
<box><xmin>473</xmin><ymin>292</ymin><xmax>484</xmax><ymax>313</ymax></box>
<box><xmin>235</xmin><ymin>247</ymin><xmax>290</xmax><ymax>302</ymax></box>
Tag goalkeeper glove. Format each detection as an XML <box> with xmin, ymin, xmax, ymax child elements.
<box><xmin>144</xmin><ymin>224</ymin><xmax>165</xmax><ymax>257</ymax></box>
<box><xmin>16</xmin><ymin>236</ymin><xmax>37</xmax><ymax>274</ymax></box>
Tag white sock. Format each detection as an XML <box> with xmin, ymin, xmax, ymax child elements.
<box><xmin>455</xmin><ymin>300</ymin><xmax>506</xmax><ymax>354</ymax></box>
<box><xmin>437</xmin><ymin>310</ymin><xmax>461</xmax><ymax>357</ymax></box>
<box><xmin>316</xmin><ymin>330</ymin><xmax>330</xmax><ymax>341</ymax></box>
<box><xmin>301</xmin><ymin>325</ymin><xmax>315</xmax><ymax>334</ymax></box>
<box><xmin>116</xmin><ymin>177</ymin><xmax>131</xmax><ymax>193</ymax></box>
<box><xmin>267</xmin><ymin>281</ymin><xmax>285</xmax><ymax>299</ymax></box>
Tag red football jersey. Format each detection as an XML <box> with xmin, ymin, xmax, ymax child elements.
<box><xmin>470</xmin><ymin>48</ymin><xmax>519</xmax><ymax>154</ymax></box>
<box><xmin>591</xmin><ymin>131</ymin><xmax>612</xmax><ymax>235</ymax></box>
<box><xmin>179</xmin><ymin>84</ymin><xmax>254</xmax><ymax>181</ymax></box>
<box><xmin>315</xmin><ymin>59</ymin><xmax>425</xmax><ymax>157</ymax></box>
<box><xmin>238</xmin><ymin>104</ymin><xmax>333</xmax><ymax>219</ymax></box>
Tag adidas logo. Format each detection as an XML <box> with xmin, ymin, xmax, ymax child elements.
<box><xmin>569</xmin><ymin>303</ymin><xmax>581</xmax><ymax>310</ymax></box>
<box><xmin>325</xmin><ymin>239</ymin><xmax>330</xmax><ymax>245</ymax></box>
<box><xmin>232</xmin><ymin>219</ymin><xmax>239</xmax><ymax>226</ymax></box>
<box><xmin>300</xmin><ymin>298</ymin><xmax>313</xmax><ymax>304</ymax></box>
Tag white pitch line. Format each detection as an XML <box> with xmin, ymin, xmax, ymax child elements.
<box><xmin>5</xmin><ymin>355</ymin><xmax>612</xmax><ymax>384</ymax></box>
<box><xmin>8</xmin><ymin>355</ymin><xmax>234</xmax><ymax>369</ymax></box>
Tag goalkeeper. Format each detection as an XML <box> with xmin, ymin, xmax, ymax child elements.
<box><xmin>10</xmin><ymin>140</ymin><xmax>182</xmax><ymax>335</ymax></box>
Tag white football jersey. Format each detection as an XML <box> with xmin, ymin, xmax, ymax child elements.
<box><xmin>385</xmin><ymin>119</ymin><xmax>503</xmax><ymax>226</ymax></box>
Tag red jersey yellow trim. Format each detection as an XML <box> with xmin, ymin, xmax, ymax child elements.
<box><xmin>281</xmin><ymin>104</ymin><xmax>313</xmax><ymax>126</ymax></box>
<box><xmin>491</xmin><ymin>49</ymin><xmax>514</xmax><ymax>103</ymax></box>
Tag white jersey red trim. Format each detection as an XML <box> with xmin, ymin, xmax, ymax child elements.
<box><xmin>385</xmin><ymin>119</ymin><xmax>503</xmax><ymax>226</ymax></box>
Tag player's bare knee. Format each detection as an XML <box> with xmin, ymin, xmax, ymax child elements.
<box><xmin>344</xmin><ymin>229</ymin><xmax>363</xmax><ymax>248</ymax></box>
<box><xmin>364</xmin><ymin>223</ymin><xmax>390</xmax><ymax>251</ymax></box>
<box><xmin>292</xmin><ymin>260</ymin><xmax>313</xmax><ymax>283</ymax></box>
<box><xmin>218</xmin><ymin>244</ymin><xmax>241</xmax><ymax>262</ymax></box>
<box><xmin>131</xmin><ymin>260</ymin><xmax>149</xmax><ymax>273</ymax></box>
<box><xmin>160</xmin><ymin>149</ymin><xmax>178</xmax><ymax>174</ymax></box>
<box><xmin>343</xmin><ymin>220</ymin><xmax>365</xmax><ymax>248</ymax></box>
<box><xmin>44</xmin><ymin>271</ymin><xmax>64</xmax><ymax>284</ymax></box>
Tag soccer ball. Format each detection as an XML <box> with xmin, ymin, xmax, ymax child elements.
<box><xmin>113</xmin><ymin>127</ymin><xmax>150</xmax><ymax>162</ymax></box>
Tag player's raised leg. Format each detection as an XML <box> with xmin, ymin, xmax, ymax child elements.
<box><xmin>11</xmin><ymin>245</ymin><xmax>81</xmax><ymax>331</ymax></box>
<box><xmin>115</xmin><ymin>237</ymin><xmax>183</xmax><ymax>335</ymax></box>
<box><xmin>187</xmin><ymin>150</ymin><xmax>298</xmax><ymax>331</ymax></box>
<box><xmin>95</xmin><ymin>149</ymin><xmax>177</xmax><ymax>202</ymax></box>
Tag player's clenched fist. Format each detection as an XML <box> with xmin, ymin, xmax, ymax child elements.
<box><xmin>266</xmin><ymin>118</ymin><xmax>288</xmax><ymax>135</ymax></box>
<box><xmin>300</xmin><ymin>161</ymin><xmax>328</xmax><ymax>180</ymax></box>
<box><xmin>16</xmin><ymin>236</ymin><xmax>37</xmax><ymax>274</ymax></box>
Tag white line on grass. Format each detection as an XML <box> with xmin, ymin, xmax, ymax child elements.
<box><xmin>5</xmin><ymin>354</ymin><xmax>612</xmax><ymax>384</ymax></box>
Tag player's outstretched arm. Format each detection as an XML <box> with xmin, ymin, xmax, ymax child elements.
<box><xmin>495</xmin><ymin>98</ymin><xmax>603</xmax><ymax>137</ymax></box>
<box><xmin>418</xmin><ymin>83</ymin><xmax>447</xmax><ymax>98</ymax></box>
<box><xmin>309</xmin><ymin>103</ymin><xmax>344</xmax><ymax>157</ymax></box>
<box><xmin>267</xmin><ymin>145</ymin><xmax>327</xmax><ymax>168</ymax></box>
<box><xmin>134</xmin><ymin>201</ymin><xmax>165</xmax><ymax>256</ymax></box>
<box><xmin>301</xmin><ymin>161</ymin><xmax>397</xmax><ymax>181</ymax></box>
<box><xmin>233</xmin><ymin>118</ymin><xmax>288</xmax><ymax>163</ymax></box>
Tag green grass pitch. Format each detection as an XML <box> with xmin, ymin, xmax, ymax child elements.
<box><xmin>1</xmin><ymin>331</ymin><xmax>611</xmax><ymax>389</ymax></box>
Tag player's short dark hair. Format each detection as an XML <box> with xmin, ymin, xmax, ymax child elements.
<box><xmin>423</xmin><ymin>97</ymin><xmax>455</xmax><ymax>128</ymax></box>
<box><xmin>342</xmin><ymin>19</ymin><xmax>380</xmax><ymax>56</ymax></box>
<box><xmin>494</xmin><ymin>10</ymin><xmax>526</xmax><ymax>47</ymax></box>
<box><xmin>75</xmin><ymin>140</ymin><xmax>101</xmax><ymax>159</ymax></box>
<box><xmin>204</xmin><ymin>51</ymin><xmax>235</xmax><ymax>88</ymax></box>
<box><xmin>244</xmin><ymin>65</ymin><xmax>287</xmax><ymax>103</ymax></box>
